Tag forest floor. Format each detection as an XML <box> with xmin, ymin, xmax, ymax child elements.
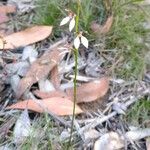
<box><xmin>0</xmin><ymin>0</ymin><xmax>150</xmax><ymax>150</ymax></box>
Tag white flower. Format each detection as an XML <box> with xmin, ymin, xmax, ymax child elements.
<box><xmin>81</xmin><ymin>35</ymin><xmax>88</xmax><ymax>48</ymax></box>
<box><xmin>60</xmin><ymin>13</ymin><xmax>76</xmax><ymax>32</ymax></box>
<box><xmin>60</xmin><ymin>16</ymin><xmax>70</xmax><ymax>26</ymax></box>
<box><xmin>74</xmin><ymin>33</ymin><xmax>88</xmax><ymax>49</ymax></box>
<box><xmin>74</xmin><ymin>36</ymin><xmax>80</xmax><ymax>49</ymax></box>
<box><xmin>69</xmin><ymin>17</ymin><xmax>75</xmax><ymax>32</ymax></box>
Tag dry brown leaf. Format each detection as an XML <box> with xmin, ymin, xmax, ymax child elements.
<box><xmin>0</xmin><ymin>13</ymin><xmax>9</xmax><ymax>24</ymax></box>
<box><xmin>66</xmin><ymin>77</ymin><xmax>109</xmax><ymax>103</ymax></box>
<box><xmin>16</xmin><ymin>39</ymin><xmax>67</xmax><ymax>99</ymax></box>
<box><xmin>0</xmin><ymin>26</ymin><xmax>53</xmax><ymax>49</ymax></box>
<box><xmin>51</xmin><ymin>65</ymin><xmax>60</xmax><ymax>89</ymax></box>
<box><xmin>34</xmin><ymin>90</ymin><xmax>67</xmax><ymax>99</ymax></box>
<box><xmin>91</xmin><ymin>15</ymin><xmax>113</xmax><ymax>35</ymax></box>
<box><xmin>0</xmin><ymin>5</ymin><xmax>16</xmax><ymax>14</ymax></box>
<box><xmin>6</xmin><ymin>97</ymin><xmax>83</xmax><ymax>116</ymax></box>
<box><xmin>34</xmin><ymin>77</ymin><xmax>109</xmax><ymax>103</ymax></box>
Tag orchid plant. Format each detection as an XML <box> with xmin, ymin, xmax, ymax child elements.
<box><xmin>60</xmin><ymin>1</ymin><xmax>88</xmax><ymax>148</ymax></box>
<box><xmin>60</xmin><ymin>10</ymin><xmax>88</xmax><ymax>49</ymax></box>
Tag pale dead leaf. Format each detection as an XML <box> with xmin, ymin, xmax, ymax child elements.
<box><xmin>66</xmin><ymin>77</ymin><xmax>109</xmax><ymax>103</ymax></box>
<box><xmin>84</xmin><ymin>129</ymin><xmax>100</xmax><ymax>141</ymax></box>
<box><xmin>38</xmin><ymin>79</ymin><xmax>55</xmax><ymax>92</ymax></box>
<box><xmin>126</xmin><ymin>128</ymin><xmax>150</xmax><ymax>141</ymax></box>
<box><xmin>0</xmin><ymin>5</ymin><xmax>16</xmax><ymax>14</ymax></box>
<box><xmin>94</xmin><ymin>132</ymin><xmax>124</xmax><ymax>150</ymax></box>
<box><xmin>146</xmin><ymin>137</ymin><xmax>150</xmax><ymax>150</ymax></box>
<box><xmin>16</xmin><ymin>39</ymin><xmax>67</xmax><ymax>98</ymax></box>
<box><xmin>6</xmin><ymin>97</ymin><xmax>83</xmax><ymax>116</ymax></box>
<box><xmin>91</xmin><ymin>15</ymin><xmax>113</xmax><ymax>35</ymax></box>
<box><xmin>0</xmin><ymin>26</ymin><xmax>53</xmax><ymax>49</ymax></box>
<box><xmin>13</xmin><ymin>110</ymin><xmax>31</xmax><ymax>144</ymax></box>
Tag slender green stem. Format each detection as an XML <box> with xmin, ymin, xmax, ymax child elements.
<box><xmin>67</xmin><ymin>0</ymin><xmax>80</xmax><ymax>149</ymax></box>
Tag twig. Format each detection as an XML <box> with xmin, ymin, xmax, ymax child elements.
<box><xmin>79</xmin><ymin>88</ymin><xmax>150</xmax><ymax>134</ymax></box>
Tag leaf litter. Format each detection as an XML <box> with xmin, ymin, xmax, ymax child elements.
<box><xmin>0</xmin><ymin>26</ymin><xmax>53</xmax><ymax>49</ymax></box>
<box><xmin>0</xmin><ymin>0</ymin><xmax>150</xmax><ymax>149</ymax></box>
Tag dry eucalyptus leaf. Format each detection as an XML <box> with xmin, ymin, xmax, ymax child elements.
<box><xmin>146</xmin><ymin>137</ymin><xmax>150</xmax><ymax>150</ymax></box>
<box><xmin>0</xmin><ymin>145</ymin><xmax>13</xmax><ymax>150</ymax></box>
<box><xmin>94</xmin><ymin>132</ymin><xmax>124</xmax><ymax>150</ymax></box>
<box><xmin>51</xmin><ymin>65</ymin><xmax>60</xmax><ymax>89</ymax></box>
<box><xmin>22</xmin><ymin>46</ymin><xmax>38</xmax><ymax>63</ymax></box>
<box><xmin>10</xmin><ymin>75</ymin><xmax>20</xmax><ymax>94</ymax></box>
<box><xmin>34</xmin><ymin>90</ymin><xmax>67</xmax><ymax>99</ymax></box>
<box><xmin>0</xmin><ymin>13</ymin><xmax>9</xmax><ymax>24</ymax></box>
<box><xmin>34</xmin><ymin>77</ymin><xmax>109</xmax><ymax>103</ymax></box>
<box><xmin>84</xmin><ymin>129</ymin><xmax>100</xmax><ymax>142</ymax></box>
<box><xmin>38</xmin><ymin>79</ymin><xmax>55</xmax><ymax>92</ymax></box>
<box><xmin>16</xmin><ymin>39</ymin><xmax>67</xmax><ymax>99</ymax></box>
<box><xmin>6</xmin><ymin>97</ymin><xmax>83</xmax><ymax>116</ymax></box>
<box><xmin>66</xmin><ymin>77</ymin><xmax>109</xmax><ymax>103</ymax></box>
<box><xmin>0</xmin><ymin>26</ymin><xmax>53</xmax><ymax>49</ymax></box>
<box><xmin>91</xmin><ymin>15</ymin><xmax>113</xmax><ymax>36</ymax></box>
<box><xmin>13</xmin><ymin>109</ymin><xmax>31</xmax><ymax>144</ymax></box>
<box><xmin>126</xmin><ymin>128</ymin><xmax>150</xmax><ymax>141</ymax></box>
<box><xmin>0</xmin><ymin>5</ymin><xmax>16</xmax><ymax>14</ymax></box>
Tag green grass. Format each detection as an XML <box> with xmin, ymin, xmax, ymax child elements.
<box><xmin>18</xmin><ymin>114</ymin><xmax>58</xmax><ymax>150</ymax></box>
<box><xmin>125</xmin><ymin>97</ymin><xmax>150</xmax><ymax>128</ymax></box>
<box><xmin>106</xmin><ymin>0</ymin><xmax>150</xmax><ymax>79</ymax></box>
<box><xmin>0</xmin><ymin>113</ymin><xmax>72</xmax><ymax>150</ymax></box>
<box><xmin>34</xmin><ymin>0</ymin><xmax>107</xmax><ymax>32</ymax></box>
<box><xmin>34</xmin><ymin>0</ymin><xmax>150</xmax><ymax>80</ymax></box>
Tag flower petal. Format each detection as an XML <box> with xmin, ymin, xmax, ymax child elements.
<box><xmin>81</xmin><ymin>35</ymin><xmax>88</xmax><ymax>48</ymax></box>
<box><xmin>60</xmin><ymin>16</ymin><xmax>70</xmax><ymax>26</ymax></box>
<box><xmin>74</xmin><ymin>36</ymin><xmax>80</xmax><ymax>49</ymax></box>
<box><xmin>69</xmin><ymin>17</ymin><xmax>75</xmax><ymax>32</ymax></box>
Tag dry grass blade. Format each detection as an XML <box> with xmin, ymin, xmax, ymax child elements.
<box><xmin>0</xmin><ymin>26</ymin><xmax>53</xmax><ymax>49</ymax></box>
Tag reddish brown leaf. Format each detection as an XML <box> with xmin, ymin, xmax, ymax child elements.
<box><xmin>0</xmin><ymin>5</ymin><xmax>16</xmax><ymax>14</ymax></box>
<box><xmin>91</xmin><ymin>15</ymin><xmax>113</xmax><ymax>35</ymax></box>
<box><xmin>34</xmin><ymin>90</ymin><xmax>67</xmax><ymax>99</ymax></box>
<box><xmin>51</xmin><ymin>65</ymin><xmax>60</xmax><ymax>89</ymax></box>
<box><xmin>66</xmin><ymin>77</ymin><xmax>109</xmax><ymax>103</ymax></box>
<box><xmin>0</xmin><ymin>13</ymin><xmax>9</xmax><ymax>24</ymax></box>
<box><xmin>6</xmin><ymin>97</ymin><xmax>83</xmax><ymax>116</ymax></box>
<box><xmin>16</xmin><ymin>39</ymin><xmax>67</xmax><ymax>99</ymax></box>
<box><xmin>0</xmin><ymin>26</ymin><xmax>53</xmax><ymax>49</ymax></box>
<box><xmin>34</xmin><ymin>77</ymin><xmax>109</xmax><ymax>103</ymax></box>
